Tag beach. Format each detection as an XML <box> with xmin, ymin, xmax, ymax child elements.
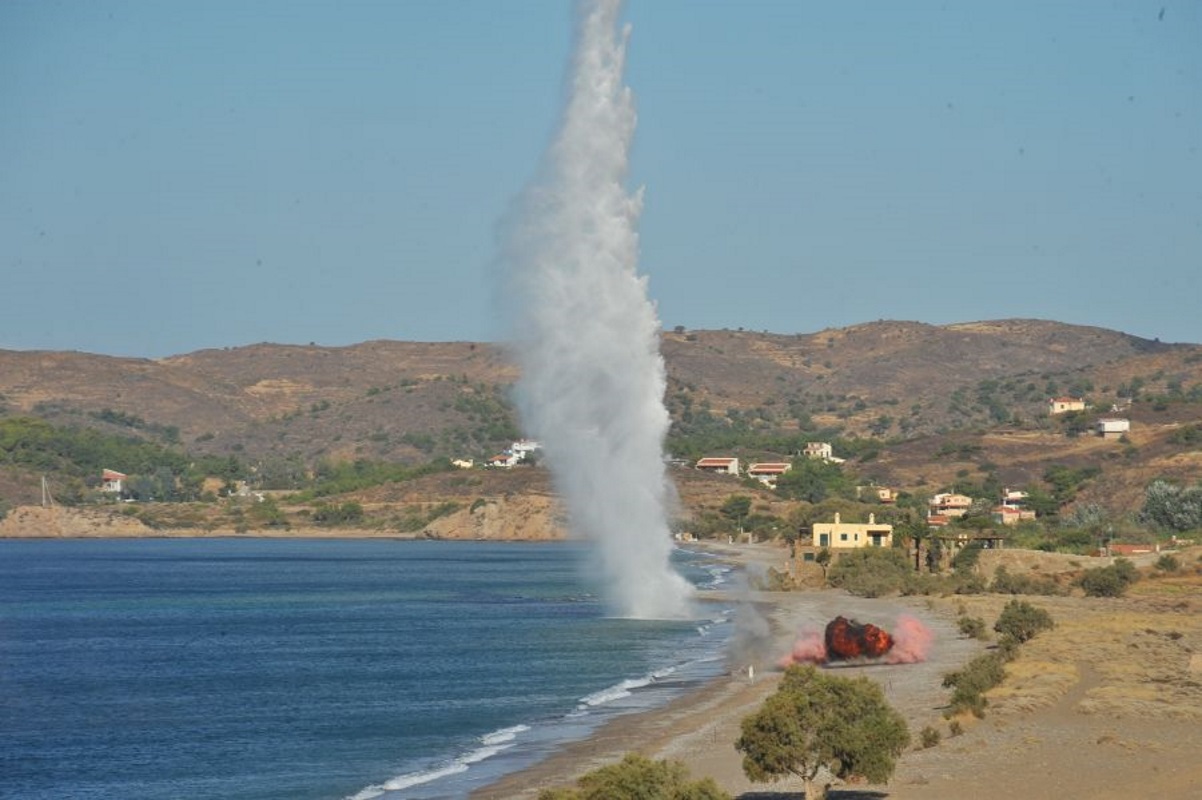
<box><xmin>473</xmin><ymin>543</ymin><xmax>1202</xmax><ymax>800</ymax></box>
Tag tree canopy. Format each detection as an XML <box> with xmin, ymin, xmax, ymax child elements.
<box><xmin>736</xmin><ymin>664</ymin><xmax>909</xmax><ymax>800</ymax></box>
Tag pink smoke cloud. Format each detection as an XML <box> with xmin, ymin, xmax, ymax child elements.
<box><xmin>778</xmin><ymin>626</ymin><xmax>827</xmax><ymax>667</ymax></box>
<box><xmin>884</xmin><ymin>613</ymin><xmax>934</xmax><ymax>664</ymax></box>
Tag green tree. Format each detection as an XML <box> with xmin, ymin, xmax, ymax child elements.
<box><xmin>537</xmin><ymin>753</ymin><xmax>730</xmax><ymax>800</ymax></box>
<box><xmin>814</xmin><ymin>547</ymin><xmax>832</xmax><ymax>579</ymax></box>
<box><xmin>736</xmin><ymin>665</ymin><xmax>909</xmax><ymax>800</ymax></box>
<box><xmin>719</xmin><ymin>495</ymin><xmax>753</xmax><ymax>533</ymax></box>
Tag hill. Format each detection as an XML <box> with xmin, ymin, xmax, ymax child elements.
<box><xmin>1</xmin><ymin>319</ymin><xmax>1200</xmax><ymax>520</ymax></box>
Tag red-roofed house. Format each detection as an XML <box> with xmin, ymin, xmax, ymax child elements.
<box><xmin>695</xmin><ymin>457</ymin><xmax>740</xmax><ymax>476</ymax></box>
<box><xmin>992</xmin><ymin>505</ymin><xmax>1036</xmax><ymax>526</ymax></box>
<box><xmin>101</xmin><ymin>469</ymin><xmax>127</xmax><ymax>494</ymax></box>
<box><xmin>747</xmin><ymin>462</ymin><xmax>791</xmax><ymax>488</ymax></box>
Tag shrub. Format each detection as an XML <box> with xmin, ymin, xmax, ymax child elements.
<box><xmin>827</xmin><ymin>548</ymin><xmax>915</xmax><ymax>597</ymax></box>
<box><xmin>994</xmin><ymin>599</ymin><xmax>1054</xmax><ymax>645</ymax></box>
<box><xmin>990</xmin><ymin>566</ymin><xmax>1064</xmax><ymax>596</ymax></box>
<box><xmin>943</xmin><ymin>652</ymin><xmax>1007</xmax><ymax>718</ymax></box>
<box><xmin>995</xmin><ymin>595</ymin><xmax>1052</xmax><ymax>643</ymax></box>
<box><xmin>1155</xmin><ymin>553</ymin><xmax>1181</xmax><ymax>573</ymax></box>
<box><xmin>957</xmin><ymin>616</ymin><xmax>987</xmax><ymax>640</ymax></box>
<box><xmin>537</xmin><ymin>753</ymin><xmax>730</xmax><ymax>800</ymax></box>
<box><xmin>920</xmin><ymin>725</ymin><xmax>942</xmax><ymax>749</ymax></box>
<box><xmin>948</xmin><ymin>719</ymin><xmax>964</xmax><ymax>737</ymax></box>
<box><xmin>1077</xmin><ymin>559</ymin><xmax>1139</xmax><ymax>597</ymax></box>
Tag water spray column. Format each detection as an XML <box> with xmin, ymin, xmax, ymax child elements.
<box><xmin>503</xmin><ymin>0</ymin><xmax>693</xmax><ymax>619</ymax></box>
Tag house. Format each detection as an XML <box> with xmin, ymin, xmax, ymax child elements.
<box><xmin>1105</xmin><ymin>542</ymin><xmax>1160</xmax><ymax>557</ymax></box>
<box><xmin>802</xmin><ymin>442</ymin><xmax>845</xmax><ymax>464</ymax></box>
<box><xmin>992</xmin><ymin>505</ymin><xmax>1036</xmax><ymax>526</ymax></box>
<box><xmin>747</xmin><ymin>462</ymin><xmax>791</xmax><ymax>488</ymax></box>
<box><xmin>1001</xmin><ymin>488</ymin><xmax>1029</xmax><ymax>508</ymax></box>
<box><xmin>929</xmin><ymin>492</ymin><xmax>973</xmax><ymax>518</ymax></box>
<box><xmin>858</xmin><ymin>485</ymin><xmax>897</xmax><ymax>503</ymax></box>
<box><xmin>1048</xmin><ymin>396</ymin><xmax>1086</xmax><ymax>415</ymax></box>
<box><xmin>101</xmin><ymin>469</ymin><xmax>126</xmax><ymax>494</ymax></box>
<box><xmin>811</xmin><ymin>512</ymin><xmax>893</xmax><ymax>549</ymax></box>
<box><xmin>695</xmin><ymin>457</ymin><xmax>740</xmax><ymax>475</ymax></box>
<box><xmin>1096</xmin><ymin>418</ymin><xmax>1130</xmax><ymax>439</ymax></box>
<box><xmin>487</xmin><ymin>440</ymin><xmax>542</xmax><ymax>468</ymax></box>
<box><xmin>510</xmin><ymin>439</ymin><xmax>541</xmax><ymax>460</ymax></box>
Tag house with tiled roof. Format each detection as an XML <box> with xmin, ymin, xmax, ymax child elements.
<box><xmin>101</xmin><ymin>469</ymin><xmax>126</xmax><ymax>494</ymax></box>
<box><xmin>747</xmin><ymin>462</ymin><xmax>791</xmax><ymax>488</ymax></box>
<box><xmin>695</xmin><ymin>457</ymin><xmax>740</xmax><ymax>475</ymax></box>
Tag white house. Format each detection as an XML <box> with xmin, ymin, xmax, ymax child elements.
<box><xmin>1096</xmin><ymin>418</ymin><xmax>1130</xmax><ymax>439</ymax></box>
<box><xmin>803</xmin><ymin>442</ymin><xmax>845</xmax><ymax>464</ymax></box>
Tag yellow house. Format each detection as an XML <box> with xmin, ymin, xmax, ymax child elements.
<box><xmin>1047</xmin><ymin>396</ymin><xmax>1086</xmax><ymax>415</ymax></box>
<box><xmin>811</xmin><ymin>512</ymin><xmax>893</xmax><ymax>549</ymax></box>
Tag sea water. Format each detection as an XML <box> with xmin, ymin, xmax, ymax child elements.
<box><xmin>0</xmin><ymin>539</ymin><xmax>734</xmax><ymax>800</ymax></box>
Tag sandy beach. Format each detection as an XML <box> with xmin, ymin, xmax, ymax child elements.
<box><xmin>473</xmin><ymin>543</ymin><xmax>1202</xmax><ymax>800</ymax></box>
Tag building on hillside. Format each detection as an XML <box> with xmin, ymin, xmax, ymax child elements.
<box><xmin>695</xmin><ymin>457</ymin><xmax>740</xmax><ymax>475</ymax></box>
<box><xmin>451</xmin><ymin>458</ymin><xmax>474</xmax><ymax>469</ymax></box>
<box><xmin>992</xmin><ymin>505</ymin><xmax>1037</xmax><ymax>526</ymax></box>
<box><xmin>1047</xmin><ymin>396</ymin><xmax>1086</xmax><ymax>415</ymax></box>
<box><xmin>811</xmin><ymin>512</ymin><xmax>893</xmax><ymax>549</ymax></box>
<box><xmin>101</xmin><ymin>469</ymin><xmax>127</xmax><ymax>494</ymax></box>
<box><xmin>1101</xmin><ymin>542</ymin><xmax>1161</xmax><ymax>557</ymax></box>
<box><xmin>747</xmin><ymin>462</ymin><xmax>791</xmax><ymax>488</ymax></box>
<box><xmin>858</xmin><ymin>485</ymin><xmax>897</xmax><ymax>504</ymax></box>
<box><xmin>487</xmin><ymin>440</ymin><xmax>542</xmax><ymax>469</ymax></box>
<box><xmin>510</xmin><ymin>439</ymin><xmax>541</xmax><ymax>460</ymax></box>
<box><xmin>802</xmin><ymin>442</ymin><xmax>845</xmax><ymax>464</ymax></box>
<box><xmin>1096</xmin><ymin>418</ymin><xmax>1130</xmax><ymax>439</ymax></box>
<box><xmin>929</xmin><ymin>492</ymin><xmax>973</xmax><ymax>518</ymax></box>
<box><xmin>1001</xmin><ymin>488</ymin><xmax>1029</xmax><ymax>508</ymax></box>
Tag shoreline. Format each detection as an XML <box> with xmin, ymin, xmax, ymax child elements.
<box><xmin>471</xmin><ymin>542</ymin><xmax>980</xmax><ymax>799</ymax></box>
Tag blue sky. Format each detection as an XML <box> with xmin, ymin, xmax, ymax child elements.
<box><xmin>3</xmin><ymin>0</ymin><xmax>1199</xmax><ymax>357</ymax></box>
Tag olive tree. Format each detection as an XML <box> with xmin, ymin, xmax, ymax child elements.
<box><xmin>736</xmin><ymin>665</ymin><xmax>909</xmax><ymax>800</ymax></box>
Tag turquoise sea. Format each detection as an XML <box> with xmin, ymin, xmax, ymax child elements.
<box><xmin>0</xmin><ymin>539</ymin><xmax>733</xmax><ymax>800</ymax></box>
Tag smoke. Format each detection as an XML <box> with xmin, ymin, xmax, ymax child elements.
<box><xmin>500</xmin><ymin>0</ymin><xmax>693</xmax><ymax>619</ymax></box>
<box><xmin>778</xmin><ymin>626</ymin><xmax>828</xmax><ymax>668</ymax></box>
<box><xmin>884</xmin><ymin>613</ymin><xmax>934</xmax><ymax>664</ymax></box>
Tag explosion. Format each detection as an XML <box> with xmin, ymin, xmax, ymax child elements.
<box><xmin>779</xmin><ymin>613</ymin><xmax>933</xmax><ymax>667</ymax></box>
<box><xmin>825</xmin><ymin>615</ymin><xmax>893</xmax><ymax>660</ymax></box>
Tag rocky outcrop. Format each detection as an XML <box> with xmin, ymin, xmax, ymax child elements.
<box><xmin>0</xmin><ymin>505</ymin><xmax>155</xmax><ymax>538</ymax></box>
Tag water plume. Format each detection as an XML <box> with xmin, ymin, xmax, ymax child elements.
<box><xmin>501</xmin><ymin>0</ymin><xmax>692</xmax><ymax>619</ymax></box>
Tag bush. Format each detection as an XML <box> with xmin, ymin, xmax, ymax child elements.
<box><xmin>993</xmin><ymin>599</ymin><xmax>1054</xmax><ymax>644</ymax></box>
<box><xmin>537</xmin><ymin>753</ymin><xmax>730</xmax><ymax>800</ymax></box>
<box><xmin>957</xmin><ymin>616</ymin><xmax>987</xmax><ymax>640</ymax></box>
<box><xmin>1155</xmin><ymin>554</ymin><xmax>1181</xmax><ymax>573</ymax></box>
<box><xmin>1077</xmin><ymin>559</ymin><xmax>1139</xmax><ymax>597</ymax></box>
<box><xmin>827</xmin><ymin>548</ymin><xmax>915</xmax><ymax>597</ymax></box>
<box><xmin>920</xmin><ymin>725</ymin><xmax>942</xmax><ymax>749</ymax></box>
<box><xmin>943</xmin><ymin>652</ymin><xmax>1007</xmax><ymax>718</ymax></box>
<box><xmin>990</xmin><ymin>566</ymin><xmax>1063</xmax><ymax>596</ymax></box>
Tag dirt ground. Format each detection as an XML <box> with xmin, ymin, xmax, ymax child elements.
<box><xmin>474</xmin><ymin>544</ymin><xmax>1202</xmax><ymax>800</ymax></box>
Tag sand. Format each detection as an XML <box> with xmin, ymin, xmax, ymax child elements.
<box><xmin>472</xmin><ymin>544</ymin><xmax>1202</xmax><ymax>800</ymax></box>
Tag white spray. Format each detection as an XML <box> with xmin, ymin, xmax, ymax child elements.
<box><xmin>502</xmin><ymin>0</ymin><xmax>693</xmax><ymax>619</ymax></box>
